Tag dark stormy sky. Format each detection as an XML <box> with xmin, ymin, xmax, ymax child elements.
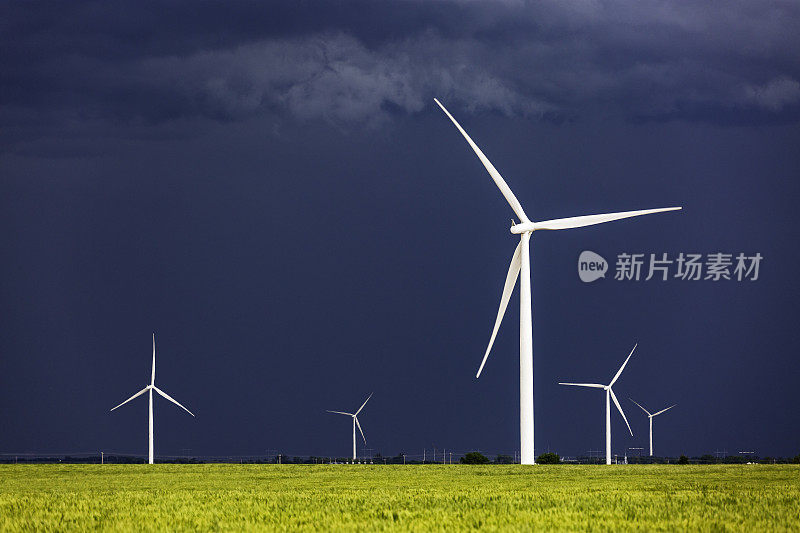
<box><xmin>2</xmin><ymin>0</ymin><xmax>799</xmax><ymax>460</ymax></box>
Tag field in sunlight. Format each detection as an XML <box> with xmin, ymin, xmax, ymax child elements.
<box><xmin>1</xmin><ymin>464</ymin><xmax>798</xmax><ymax>531</ymax></box>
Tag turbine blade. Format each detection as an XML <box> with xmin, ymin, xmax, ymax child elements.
<box><xmin>355</xmin><ymin>393</ymin><xmax>373</xmax><ymax>415</ymax></box>
<box><xmin>558</xmin><ymin>383</ymin><xmax>605</xmax><ymax>388</ymax></box>
<box><xmin>477</xmin><ymin>241</ymin><xmax>522</xmax><ymax>378</ymax></box>
<box><xmin>110</xmin><ymin>386</ymin><xmax>149</xmax><ymax>412</ymax></box>
<box><xmin>610</xmin><ymin>389</ymin><xmax>633</xmax><ymax>436</ymax></box>
<box><xmin>151</xmin><ymin>333</ymin><xmax>156</xmax><ymax>386</ymax></box>
<box><xmin>609</xmin><ymin>343</ymin><xmax>637</xmax><ymax>387</ymax></box>
<box><xmin>629</xmin><ymin>398</ymin><xmax>651</xmax><ymax>416</ymax></box>
<box><xmin>434</xmin><ymin>99</ymin><xmax>530</xmax><ymax>223</ymax></box>
<box><xmin>153</xmin><ymin>386</ymin><xmax>195</xmax><ymax>417</ymax></box>
<box><xmin>355</xmin><ymin>416</ymin><xmax>367</xmax><ymax>445</ymax></box>
<box><xmin>652</xmin><ymin>404</ymin><xmax>677</xmax><ymax>417</ymax></box>
<box><xmin>532</xmin><ymin>207</ymin><xmax>681</xmax><ymax>231</ymax></box>
<box><xmin>326</xmin><ymin>410</ymin><xmax>353</xmax><ymax>416</ymax></box>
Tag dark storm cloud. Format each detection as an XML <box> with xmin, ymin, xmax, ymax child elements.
<box><xmin>2</xmin><ymin>0</ymin><xmax>799</xmax><ymax>153</ymax></box>
<box><xmin>3</xmin><ymin>0</ymin><xmax>800</xmax><ymax>462</ymax></box>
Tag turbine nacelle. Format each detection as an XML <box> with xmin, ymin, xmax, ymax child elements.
<box><xmin>510</xmin><ymin>222</ymin><xmax>536</xmax><ymax>234</ymax></box>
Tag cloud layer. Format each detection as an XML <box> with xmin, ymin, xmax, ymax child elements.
<box><xmin>2</xmin><ymin>0</ymin><xmax>799</xmax><ymax>151</ymax></box>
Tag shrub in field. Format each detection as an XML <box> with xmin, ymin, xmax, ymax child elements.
<box><xmin>536</xmin><ymin>453</ymin><xmax>560</xmax><ymax>464</ymax></box>
<box><xmin>495</xmin><ymin>454</ymin><xmax>514</xmax><ymax>464</ymax></box>
<box><xmin>678</xmin><ymin>455</ymin><xmax>689</xmax><ymax>464</ymax></box>
<box><xmin>460</xmin><ymin>452</ymin><xmax>490</xmax><ymax>464</ymax></box>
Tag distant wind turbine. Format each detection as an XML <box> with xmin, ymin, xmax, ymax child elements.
<box><xmin>434</xmin><ymin>98</ymin><xmax>681</xmax><ymax>464</ymax></box>
<box><xmin>559</xmin><ymin>344</ymin><xmax>637</xmax><ymax>465</ymax></box>
<box><xmin>630</xmin><ymin>399</ymin><xmax>676</xmax><ymax>456</ymax></box>
<box><xmin>110</xmin><ymin>333</ymin><xmax>195</xmax><ymax>464</ymax></box>
<box><xmin>327</xmin><ymin>393</ymin><xmax>372</xmax><ymax>462</ymax></box>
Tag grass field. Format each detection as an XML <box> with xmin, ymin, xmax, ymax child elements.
<box><xmin>1</xmin><ymin>464</ymin><xmax>798</xmax><ymax>531</ymax></box>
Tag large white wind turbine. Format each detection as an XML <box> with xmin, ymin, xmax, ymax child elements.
<box><xmin>559</xmin><ymin>344</ymin><xmax>637</xmax><ymax>465</ymax></box>
<box><xmin>434</xmin><ymin>98</ymin><xmax>681</xmax><ymax>464</ymax></box>
<box><xmin>630</xmin><ymin>399</ymin><xmax>676</xmax><ymax>457</ymax></box>
<box><xmin>110</xmin><ymin>333</ymin><xmax>195</xmax><ymax>464</ymax></box>
<box><xmin>327</xmin><ymin>393</ymin><xmax>372</xmax><ymax>462</ymax></box>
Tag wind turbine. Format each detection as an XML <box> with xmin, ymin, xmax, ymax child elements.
<box><xmin>110</xmin><ymin>333</ymin><xmax>195</xmax><ymax>464</ymax></box>
<box><xmin>630</xmin><ymin>399</ymin><xmax>676</xmax><ymax>457</ymax></box>
<box><xmin>327</xmin><ymin>393</ymin><xmax>372</xmax><ymax>463</ymax></box>
<box><xmin>559</xmin><ymin>344</ymin><xmax>637</xmax><ymax>465</ymax></box>
<box><xmin>434</xmin><ymin>98</ymin><xmax>681</xmax><ymax>464</ymax></box>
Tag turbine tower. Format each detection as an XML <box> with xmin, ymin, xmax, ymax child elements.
<box><xmin>559</xmin><ymin>344</ymin><xmax>638</xmax><ymax>465</ymax></box>
<box><xmin>630</xmin><ymin>399</ymin><xmax>676</xmax><ymax>456</ymax></box>
<box><xmin>110</xmin><ymin>333</ymin><xmax>195</xmax><ymax>464</ymax></box>
<box><xmin>434</xmin><ymin>98</ymin><xmax>681</xmax><ymax>464</ymax></box>
<box><xmin>327</xmin><ymin>393</ymin><xmax>372</xmax><ymax>462</ymax></box>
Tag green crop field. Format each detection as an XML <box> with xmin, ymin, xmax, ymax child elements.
<box><xmin>1</xmin><ymin>464</ymin><xmax>798</xmax><ymax>531</ymax></box>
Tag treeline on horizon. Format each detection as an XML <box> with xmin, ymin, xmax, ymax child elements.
<box><xmin>2</xmin><ymin>452</ymin><xmax>800</xmax><ymax>465</ymax></box>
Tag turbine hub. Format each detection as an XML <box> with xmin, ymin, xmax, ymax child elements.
<box><xmin>510</xmin><ymin>221</ymin><xmax>536</xmax><ymax>234</ymax></box>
